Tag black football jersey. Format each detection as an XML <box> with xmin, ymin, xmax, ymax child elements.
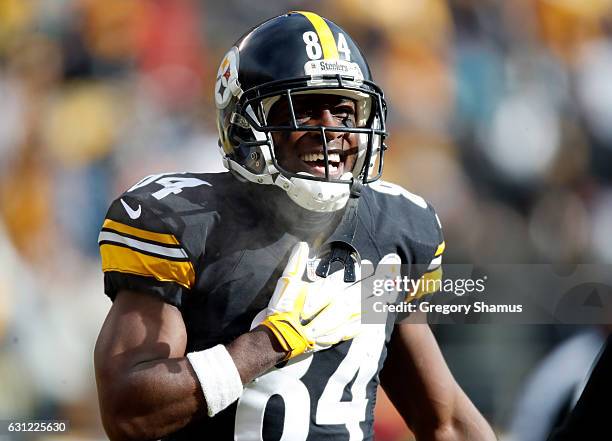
<box><xmin>98</xmin><ymin>171</ymin><xmax>444</xmax><ymax>441</ymax></box>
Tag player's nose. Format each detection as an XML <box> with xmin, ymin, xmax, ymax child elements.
<box><xmin>317</xmin><ymin>109</ymin><xmax>343</xmax><ymax>141</ymax></box>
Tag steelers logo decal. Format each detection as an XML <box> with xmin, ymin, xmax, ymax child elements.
<box><xmin>215</xmin><ymin>47</ymin><xmax>240</xmax><ymax>109</ymax></box>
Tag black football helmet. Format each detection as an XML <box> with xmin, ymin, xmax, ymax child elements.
<box><xmin>215</xmin><ymin>11</ymin><xmax>388</xmax><ymax>212</ymax></box>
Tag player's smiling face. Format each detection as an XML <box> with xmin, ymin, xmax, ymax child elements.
<box><xmin>268</xmin><ymin>94</ymin><xmax>359</xmax><ymax>179</ymax></box>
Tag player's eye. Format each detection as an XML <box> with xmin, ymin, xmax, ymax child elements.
<box><xmin>294</xmin><ymin>109</ymin><xmax>313</xmax><ymax>124</ymax></box>
<box><xmin>333</xmin><ymin>106</ymin><xmax>356</xmax><ymax>127</ymax></box>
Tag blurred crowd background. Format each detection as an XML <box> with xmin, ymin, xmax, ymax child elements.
<box><xmin>1</xmin><ymin>0</ymin><xmax>611</xmax><ymax>440</ymax></box>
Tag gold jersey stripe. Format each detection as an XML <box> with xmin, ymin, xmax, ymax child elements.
<box><xmin>100</xmin><ymin>243</ymin><xmax>195</xmax><ymax>289</ymax></box>
<box><xmin>435</xmin><ymin>241</ymin><xmax>446</xmax><ymax>257</ymax></box>
<box><xmin>102</xmin><ymin>219</ymin><xmax>179</xmax><ymax>246</ymax></box>
<box><xmin>295</xmin><ymin>11</ymin><xmax>339</xmax><ymax>59</ymax></box>
<box><xmin>408</xmin><ymin>267</ymin><xmax>443</xmax><ymax>302</ymax></box>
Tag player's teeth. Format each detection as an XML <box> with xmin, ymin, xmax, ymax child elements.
<box><xmin>299</xmin><ymin>152</ymin><xmax>341</xmax><ymax>163</ymax></box>
<box><xmin>329</xmin><ymin>163</ymin><xmax>338</xmax><ymax>172</ymax></box>
<box><xmin>329</xmin><ymin>153</ymin><xmax>340</xmax><ymax>163</ymax></box>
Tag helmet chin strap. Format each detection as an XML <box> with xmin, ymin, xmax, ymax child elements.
<box><xmin>273</xmin><ymin>172</ymin><xmax>351</xmax><ymax>212</ymax></box>
<box><xmin>315</xmin><ymin>179</ymin><xmax>363</xmax><ymax>283</ymax></box>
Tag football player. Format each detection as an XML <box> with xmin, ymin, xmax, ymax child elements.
<box><xmin>94</xmin><ymin>12</ymin><xmax>495</xmax><ymax>441</ymax></box>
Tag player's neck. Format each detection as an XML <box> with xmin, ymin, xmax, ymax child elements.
<box><xmin>255</xmin><ymin>184</ymin><xmax>343</xmax><ymax>239</ymax></box>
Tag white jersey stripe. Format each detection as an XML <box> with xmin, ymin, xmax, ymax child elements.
<box><xmin>98</xmin><ymin>231</ymin><xmax>188</xmax><ymax>259</ymax></box>
<box><xmin>427</xmin><ymin>255</ymin><xmax>442</xmax><ymax>271</ymax></box>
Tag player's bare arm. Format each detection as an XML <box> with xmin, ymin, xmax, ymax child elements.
<box><xmin>94</xmin><ymin>289</ymin><xmax>286</xmax><ymax>441</ymax></box>
<box><xmin>381</xmin><ymin>319</ymin><xmax>496</xmax><ymax>441</ymax></box>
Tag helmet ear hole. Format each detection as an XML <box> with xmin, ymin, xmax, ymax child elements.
<box><xmin>243</xmin><ymin>147</ymin><xmax>266</xmax><ymax>174</ymax></box>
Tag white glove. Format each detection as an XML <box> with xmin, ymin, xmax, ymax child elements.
<box><xmin>261</xmin><ymin>242</ymin><xmax>363</xmax><ymax>359</ymax></box>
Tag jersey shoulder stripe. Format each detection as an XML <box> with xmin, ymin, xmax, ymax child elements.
<box><xmin>99</xmin><ymin>243</ymin><xmax>195</xmax><ymax>289</ymax></box>
<box><xmin>434</xmin><ymin>241</ymin><xmax>446</xmax><ymax>257</ymax></box>
<box><xmin>98</xmin><ymin>231</ymin><xmax>187</xmax><ymax>260</ymax></box>
<box><xmin>98</xmin><ymin>219</ymin><xmax>195</xmax><ymax>289</ymax></box>
<box><xmin>410</xmin><ymin>266</ymin><xmax>443</xmax><ymax>301</ymax></box>
<box><xmin>101</xmin><ymin>218</ymin><xmax>180</xmax><ymax>246</ymax></box>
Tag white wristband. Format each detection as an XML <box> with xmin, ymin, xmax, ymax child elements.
<box><xmin>186</xmin><ymin>344</ymin><xmax>243</xmax><ymax>417</ymax></box>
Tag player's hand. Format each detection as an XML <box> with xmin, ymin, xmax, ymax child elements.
<box><xmin>261</xmin><ymin>242</ymin><xmax>362</xmax><ymax>360</ymax></box>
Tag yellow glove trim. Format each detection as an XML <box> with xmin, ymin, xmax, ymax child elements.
<box><xmin>261</xmin><ymin>314</ymin><xmax>312</xmax><ymax>359</ymax></box>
